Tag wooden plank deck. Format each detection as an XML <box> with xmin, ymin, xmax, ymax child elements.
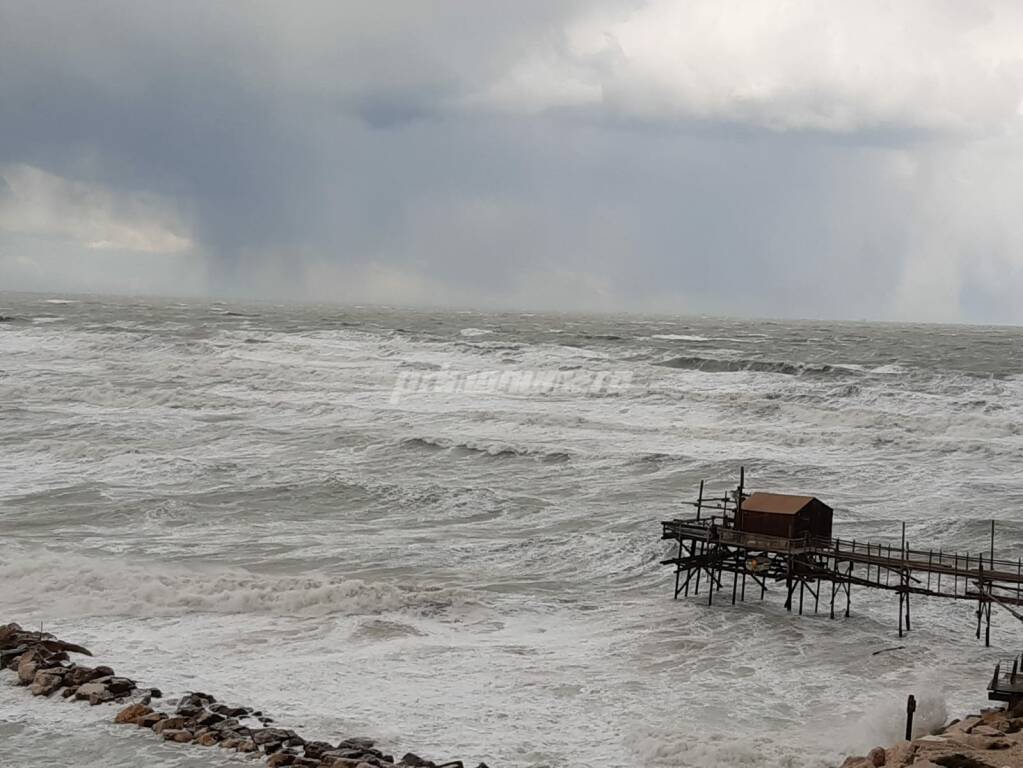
<box><xmin>989</xmin><ymin>655</ymin><xmax>1023</xmax><ymax>705</ymax></box>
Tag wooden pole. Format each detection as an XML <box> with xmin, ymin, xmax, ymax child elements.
<box><xmin>737</xmin><ymin>466</ymin><xmax>745</xmax><ymax>528</ymax></box>
<box><xmin>903</xmin><ymin>530</ymin><xmax>911</xmax><ymax>632</ymax></box>
<box><xmin>707</xmin><ymin>536</ymin><xmax>715</xmax><ymax>607</ymax></box>
<box><xmin>683</xmin><ymin>540</ymin><xmax>693</xmax><ymax>597</ymax></box>
<box><xmin>785</xmin><ymin>555</ymin><xmax>794</xmax><ymax>612</ymax></box>
<box><xmin>687</xmin><ymin>480</ymin><xmax>705</xmax><ymax>598</ymax></box>
<box><xmin>673</xmin><ymin>535</ymin><xmax>684</xmax><ymax>599</ymax></box>
<box><xmin>694</xmin><ymin>539</ymin><xmax>703</xmax><ymax>595</ymax></box>
<box><xmin>979</xmin><ymin>560</ymin><xmax>991</xmax><ymax>647</ymax></box>
<box><xmin>740</xmin><ymin>555</ymin><xmax>747</xmax><ymax>602</ymax></box>
<box><xmin>845</xmin><ymin>561</ymin><xmax>852</xmax><ymax>617</ymax></box>
<box><xmin>905</xmin><ymin>571</ymin><xmax>911</xmax><ymax>631</ymax></box>
<box><xmin>731</xmin><ymin>549</ymin><xmax>739</xmax><ymax>606</ymax></box>
<box><xmin>976</xmin><ymin>560</ymin><xmax>984</xmax><ymax>641</ymax></box>
<box><xmin>986</xmin><ymin>599</ymin><xmax>991</xmax><ymax>648</ymax></box>
<box><xmin>732</xmin><ymin>469</ymin><xmax>744</xmax><ymax>606</ymax></box>
<box><xmin>898</xmin><ymin>588</ymin><xmax>904</xmax><ymax>638</ymax></box>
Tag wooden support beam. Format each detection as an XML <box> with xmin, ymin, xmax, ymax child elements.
<box><xmin>981</xmin><ymin>560</ymin><xmax>991</xmax><ymax>647</ymax></box>
<box><xmin>846</xmin><ymin>561</ymin><xmax>852</xmax><ymax>618</ymax></box>
<box><xmin>898</xmin><ymin>589</ymin><xmax>904</xmax><ymax>638</ymax></box>
<box><xmin>731</xmin><ymin>549</ymin><xmax>739</xmax><ymax>606</ymax></box>
<box><xmin>683</xmin><ymin>540</ymin><xmax>694</xmax><ymax>597</ymax></box>
<box><xmin>673</xmin><ymin>535</ymin><xmax>684</xmax><ymax>599</ymax></box>
<box><xmin>694</xmin><ymin>539</ymin><xmax>703</xmax><ymax>595</ymax></box>
<box><xmin>785</xmin><ymin>555</ymin><xmax>794</xmax><ymax>612</ymax></box>
<box><xmin>976</xmin><ymin>563</ymin><xmax>984</xmax><ymax>642</ymax></box>
<box><xmin>830</xmin><ymin>576</ymin><xmax>837</xmax><ymax>620</ymax></box>
<box><xmin>904</xmin><ymin>571</ymin><xmax>911</xmax><ymax>632</ymax></box>
<box><xmin>986</xmin><ymin>598</ymin><xmax>992</xmax><ymax>648</ymax></box>
<box><xmin>707</xmin><ymin>543</ymin><xmax>716</xmax><ymax>607</ymax></box>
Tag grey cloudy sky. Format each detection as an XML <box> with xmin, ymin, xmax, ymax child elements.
<box><xmin>2</xmin><ymin>1</ymin><xmax>1022</xmax><ymax>322</ymax></box>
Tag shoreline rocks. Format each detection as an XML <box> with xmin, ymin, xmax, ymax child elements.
<box><xmin>839</xmin><ymin>704</ymin><xmax>1023</xmax><ymax>767</ymax></box>
<box><xmin>1</xmin><ymin>622</ymin><xmax>484</xmax><ymax>768</ymax></box>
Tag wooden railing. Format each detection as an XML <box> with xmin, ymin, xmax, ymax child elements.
<box><xmin>661</xmin><ymin>518</ymin><xmax>1023</xmax><ymax>583</ymax></box>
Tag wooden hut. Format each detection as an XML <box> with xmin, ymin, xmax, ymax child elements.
<box><xmin>736</xmin><ymin>492</ymin><xmax>833</xmax><ymax>541</ymax></box>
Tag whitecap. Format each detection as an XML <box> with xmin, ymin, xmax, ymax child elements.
<box><xmin>649</xmin><ymin>334</ymin><xmax>711</xmax><ymax>342</ymax></box>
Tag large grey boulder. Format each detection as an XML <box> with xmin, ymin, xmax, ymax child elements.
<box><xmin>30</xmin><ymin>667</ymin><xmax>66</xmax><ymax>696</ymax></box>
<box><xmin>16</xmin><ymin>650</ymin><xmax>45</xmax><ymax>685</ymax></box>
<box><xmin>74</xmin><ymin>681</ymin><xmax>111</xmax><ymax>704</ymax></box>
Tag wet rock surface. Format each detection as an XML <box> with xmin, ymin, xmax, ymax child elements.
<box><xmin>838</xmin><ymin>704</ymin><xmax>1023</xmax><ymax>767</ymax></box>
<box><xmin>1</xmin><ymin>621</ymin><xmax>485</xmax><ymax>768</ymax></box>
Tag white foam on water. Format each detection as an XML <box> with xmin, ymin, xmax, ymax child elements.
<box><xmin>0</xmin><ymin>550</ymin><xmax>478</xmax><ymax>621</ymax></box>
<box><xmin>836</xmin><ymin>688</ymin><xmax>948</xmax><ymax>754</ymax></box>
<box><xmin>648</xmin><ymin>334</ymin><xmax>712</xmax><ymax>342</ymax></box>
<box><xmin>0</xmin><ymin>669</ymin><xmax>245</xmax><ymax>767</ymax></box>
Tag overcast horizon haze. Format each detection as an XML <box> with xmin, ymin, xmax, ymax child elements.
<box><xmin>3</xmin><ymin>1</ymin><xmax>1023</xmax><ymax>325</ymax></box>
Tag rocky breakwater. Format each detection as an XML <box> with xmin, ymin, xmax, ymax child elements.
<box><xmin>840</xmin><ymin>705</ymin><xmax>1023</xmax><ymax>768</ymax></box>
<box><xmin>1</xmin><ymin>622</ymin><xmax>481</xmax><ymax>768</ymax></box>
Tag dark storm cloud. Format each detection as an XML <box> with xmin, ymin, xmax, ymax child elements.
<box><xmin>1</xmin><ymin>1</ymin><xmax>1022</xmax><ymax>322</ymax></box>
<box><xmin>0</xmin><ymin>2</ymin><xmax>592</xmax><ymax>287</ymax></box>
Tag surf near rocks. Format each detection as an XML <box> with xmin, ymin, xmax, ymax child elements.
<box><xmin>1</xmin><ymin>622</ymin><xmax>480</xmax><ymax>768</ymax></box>
<box><xmin>838</xmin><ymin>706</ymin><xmax>1023</xmax><ymax>767</ymax></box>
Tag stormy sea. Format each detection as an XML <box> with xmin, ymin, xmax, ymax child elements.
<box><xmin>2</xmin><ymin>292</ymin><xmax>1022</xmax><ymax>768</ymax></box>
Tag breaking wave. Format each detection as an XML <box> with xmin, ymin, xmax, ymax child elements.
<box><xmin>655</xmin><ymin>355</ymin><xmax>859</xmax><ymax>377</ymax></box>
<box><xmin>648</xmin><ymin>334</ymin><xmax>712</xmax><ymax>342</ymax></box>
<box><xmin>0</xmin><ymin>551</ymin><xmax>476</xmax><ymax>620</ymax></box>
<box><xmin>399</xmin><ymin>436</ymin><xmax>571</xmax><ymax>462</ymax></box>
